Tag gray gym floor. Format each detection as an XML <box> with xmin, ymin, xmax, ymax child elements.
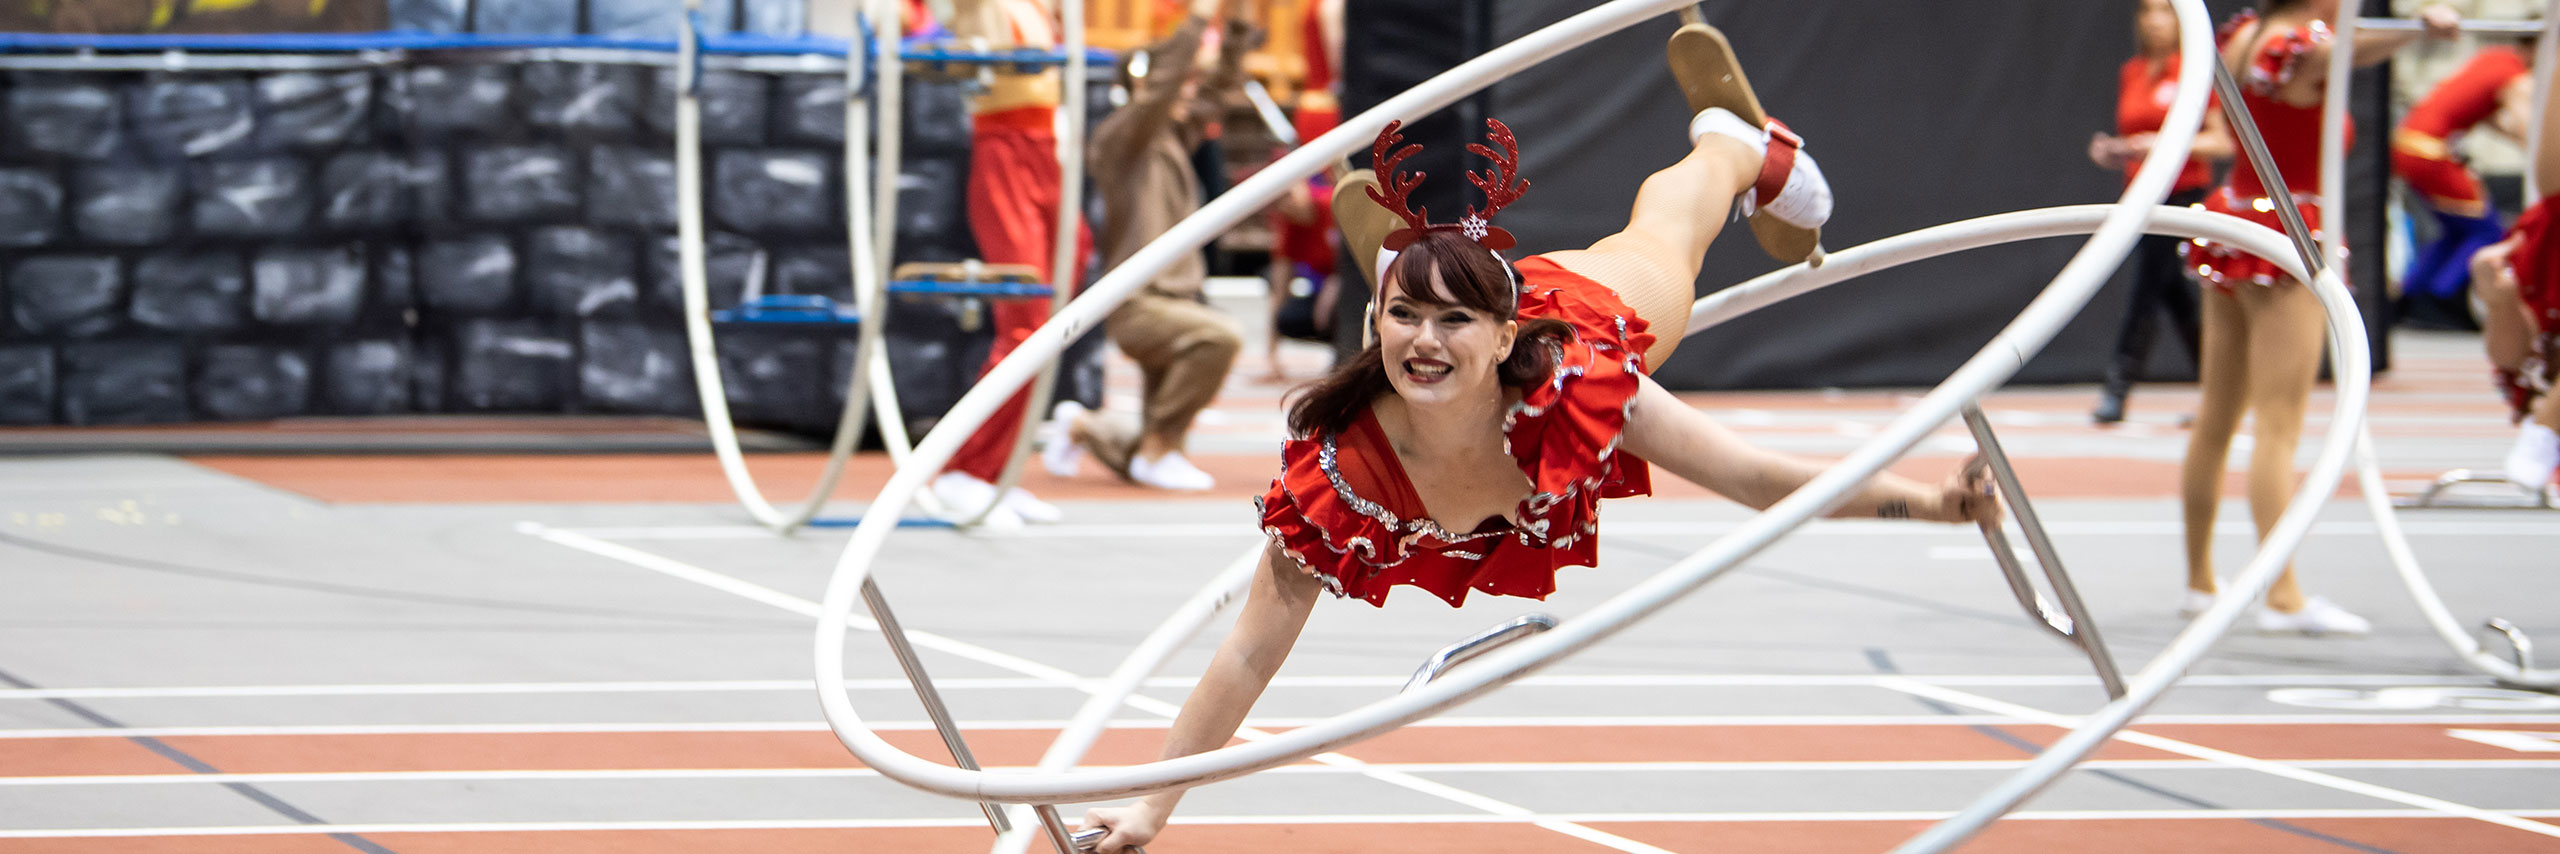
<box><xmin>2</xmin><ymin>329</ymin><xmax>2555</xmax><ymax>854</ymax></box>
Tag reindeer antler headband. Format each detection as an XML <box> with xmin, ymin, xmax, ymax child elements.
<box><xmin>1369</xmin><ymin>118</ymin><xmax>1531</xmax><ymax>252</ymax></box>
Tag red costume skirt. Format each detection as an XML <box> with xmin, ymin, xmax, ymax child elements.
<box><xmin>2182</xmin><ymin>187</ymin><xmax>2333</xmax><ymax>293</ymax></box>
<box><xmin>2506</xmin><ymin>194</ymin><xmax>2560</xmax><ymax>336</ymax></box>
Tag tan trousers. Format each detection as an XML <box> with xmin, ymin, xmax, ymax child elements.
<box><xmin>1081</xmin><ymin>289</ymin><xmax>1241</xmax><ymax>476</ymax></box>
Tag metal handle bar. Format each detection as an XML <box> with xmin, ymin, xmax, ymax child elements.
<box><xmin>2400</xmin><ymin>469</ymin><xmax>2560</xmax><ymax>509</ymax></box>
<box><xmin>2358</xmin><ymin>17</ymin><xmax>2545</xmax><ymax>35</ymax></box>
<box><xmin>1069</xmin><ymin>826</ymin><xmax>1145</xmax><ymax>854</ymax></box>
<box><xmin>1404</xmin><ymin>614</ymin><xmax>1560</xmax><ymax>692</ymax></box>
<box><xmin>1958</xmin><ymin>405</ymin><xmax>2128</xmax><ymax>700</ymax></box>
<box><xmin>2485</xmin><ymin>619</ymin><xmax>2541</xmax><ymax>674</ymax></box>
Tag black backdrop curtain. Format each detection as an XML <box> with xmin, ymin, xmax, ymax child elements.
<box><xmin>1339</xmin><ymin>0</ymin><xmax>2389</xmax><ymax>389</ymax></box>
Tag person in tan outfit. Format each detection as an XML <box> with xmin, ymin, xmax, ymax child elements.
<box><xmin>1041</xmin><ymin>0</ymin><xmax>1250</xmax><ymax>491</ymax></box>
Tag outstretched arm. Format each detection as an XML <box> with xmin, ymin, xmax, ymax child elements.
<box><xmin>1079</xmin><ymin>544</ymin><xmax>1321</xmax><ymax>853</ymax></box>
<box><xmin>1620</xmin><ymin>376</ymin><xmax>1993</xmax><ymax>522</ymax></box>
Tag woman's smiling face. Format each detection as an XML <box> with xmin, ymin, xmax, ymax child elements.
<box><xmin>1376</xmin><ymin>264</ymin><xmax>1515</xmax><ymax>409</ymax></box>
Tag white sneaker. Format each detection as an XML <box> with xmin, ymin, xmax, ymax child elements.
<box><xmin>2178</xmin><ymin>587</ymin><xmax>2220</xmax><ymax>619</ymax></box>
<box><xmin>1039</xmin><ymin>401</ymin><xmax>1088</xmax><ymax>478</ymax></box>
<box><xmin>1130</xmin><ymin>451</ymin><xmax>1215</xmax><ymax>491</ymax></box>
<box><xmin>999</xmin><ymin>487</ymin><xmax>1061</xmax><ymax>524</ymax></box>
<box><xmin>2255</xmin><ymin>596</ymin><xmax>2371</xmax><ymax>636</ymax></box>
<box><xmin>928</xmin><ymin>471</ymin><xmax>999</xmax><ymax>520</ymax></box>
<box><xmin>2503</xmin><ymin>423</ymin><xmax>2558</xmax><ymax>491</ymax></box>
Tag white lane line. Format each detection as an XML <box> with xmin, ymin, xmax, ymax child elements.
<box><xmin>20</xmin><ymin>713</ymin><xmax>2560</xmax><ymax>739</ymax></box>
<box><xmin>515</xmin><ymin>523</ymin><xmax>1085</xmax><ymax>684</ymax></box>
<box><xmin>518</xmin><ymin>524</ymin><xmax>1675</xmax><ymax>854</ymax></box>
<box><xmin>9</xmin><ymin>758</ymin><xmax>2560</xmax><ymax>787</ymax></box>
<box><xmin>1877</xmin><ymin>678</ymin><xmax>2560</xmax><ymax>840</ymax></box>
<box><xmin>0</xmin><ymin>672</ymin><xmax>2506</xmax><ymax>700</ymax></box>
<box><xmin>12</xmin><ymin>809</ymin><xmax>2560</xmax><ymax>838</ymax></box>
<box><xmin>549</xmin><ymin>519</ymin><xmax>2560</xmax><ymax>541</ymax></box>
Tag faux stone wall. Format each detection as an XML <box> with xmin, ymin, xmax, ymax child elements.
<box><xmin>0</xmin><ymin>59</ymin><xmax>1105</xmax><ymax>433</ymax></box>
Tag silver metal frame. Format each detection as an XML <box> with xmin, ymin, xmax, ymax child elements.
<box><xmin>2358</xmin><ymin>16</ymin><xmax>2545</xmax><ymax>36</ymax></box>
<box><xmin>1403</xmin><ymin>614</ymin><xmax>1560</xmax><ymax>692</ymax></box>
<box><xmin>1959</xmin><ymin>405</ymin><xmax>2127</xmax><ymax>699</ymax></box>
<box><xmin>1069</xmin><ymin>826</ymin><xmax>1142</xmax><ymax>854</ymax></box>
<box><xmin>2398</xmin><ymin>469</ymin><xmax>2560</xmax><ymax>509</ymax></box>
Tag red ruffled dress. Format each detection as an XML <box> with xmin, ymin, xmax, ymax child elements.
<box><xmin>1256</xmin><ymin>256</ymin><xmax>1655</xmax><ymax>607</ymax></box>
<box><xmin>2182</xmin><ymin>14</ymin><xmax>2348</xmax><ymax>291</ymax></box>
<box><xmin>2504</xmin><ymin>199</ymin><xmax>2560</xmax><ymax>337</ymax></box>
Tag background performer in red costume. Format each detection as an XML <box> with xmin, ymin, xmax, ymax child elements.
<box><xmin>2392</xmin><ymin>41</ymin><xmax>2531</xmax><ymax>320</ymax></box>
<box><xmin>2178</xmin><ymin>0</ymin><xmax>2456</xmax><ymax>635</ymax></box>
<box><xmin>927</xmin><ymin>0</ymin><xmax>1096</xmax><ymax>526</ymax></box>
<box><xmin>2457</xmin><ymin>10</ymin><xmax>2560</xmax><ymax>495</ymax></box>
<box><xmin>2087</xmin><ymin>0</ymin><xmax>2234</xmax><ymax>424</ymax></box>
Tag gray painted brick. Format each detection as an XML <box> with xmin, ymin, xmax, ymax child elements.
<box><xmin>6</xmin><ymin>80</ymin><xmax>124</xmax><ymax>160</ymax></box>
<box><xmin>462</xmin><ymin>145</ymin><xmax>577</xmax><ymax>223</ymax></box>
<box><xmin>318</xmin><ymin>151</ymin><xmax>412</xmax><ymax>231</ymax></box>
<box><xmin>578</xmin><ymin>320</ymin><xmax>692</xmax><ymax>413</ymax></box>
<box><xmin>585</xmin><ymin>146</ymin><xmax>677</xmax><ymax>229</ymax></box>
<box><xmin>192</xmin><ymin>158</ymin><xmax>312</xmax><ymax>238</ymax></box>
<box><xmin>252</xmin><ymin>245</ymin><xmax>368</xmax><ymax>326</ymax></box>
<box><xmin>450</xmin><ymin>318</ymin><xmax>572</xmax><ymax>410</ymax></box>
<box><xmin>192</xmin><ymin>344</ymin><xmax>311</xmax><ymax>421</ymax></box>
<box><xmin>0</xmin><ymin>344</ymin><xmax>55</xmax><ymax>425</ymax></box>
<box><xmin>418</xmin><ymin>235</ymin><xmax>518</xmax><ymax>314</ymax></box>
<box><xmin>131</xmin><ymin>252</ymin><xmax>248</xmax><ymax>332</ymax></box>
<box><xmin>527</xmin><ymin>226</ymin><xmax>639</xmax><ymax>317</ymax></box>
<box><xmin>712</xmin><ymin>149</ymin><xmax>831</xmax><ymax>234</ymax></box>
<box><xmin>405</xmin><ymin>65</ymin><xmax>515</xmax><ymax>136</ymax></box>
<box><xmin>255</xmin><ymin>71</ymin><xmax>373</xmax><ymax>150</ymax></box>
<box><xmin>646</xmin><ymin>68</ymin><xmax>767</xmax><ymax>145</ymax></box>
<box><xmin>72</xmin><ymin>165</ymin><xmax>181</xmax><ymax>245</ymax></box>
<box><xmin>646</xmin><ymin>230</ymin><xmax>757</xmax><ymax>312</ymax></box>
<box><xmin>523</xmin><ymin>64</ymin><xmax>641</xmax><ymax>136</ymax></box>
<box><xmin>323</xmin><ymin>339</ymin><xmax>412</xmax><ymax>414</ymax></box>
<box><xmin>130</xmin><ymin>78</ymin><xmax>256</xmax><ymax>159</ymax></box>
<box><xmin>0</xmin><ymin>168</ymin><xmax>63</xmax><ymax>248</ymax></box>
<box><xmin>9</xmin><ymin>255</ymin><xmax>121</xmax><ymax>337</ymax></box>
<box><xmin>60</xmin><ymin>339</ymin><xmax>184</xmax><ymax>425</ymax></box>
<box><xmin>777</xmin><ymin>76</ymin><xmax>851</xmax><ymax>145</ymax></box>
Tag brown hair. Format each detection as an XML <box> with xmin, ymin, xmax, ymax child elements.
<box><xmin>1284</xmin><ymin>229</ymin><xmax>1573</xmax><ymax>437</ymax></box>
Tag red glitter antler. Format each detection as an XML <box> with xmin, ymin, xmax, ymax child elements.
<box><xmin>1369</xmin><ymin>120</ymin><xmax>1432</xmax><ymax>250</ymax></box>
<box><xmin>1461</xmin><ymin>119</ymin><xmax>1527</xmax><ymax>250</ymax></box>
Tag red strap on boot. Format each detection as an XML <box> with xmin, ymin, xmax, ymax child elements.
<box><xmin>1752</xmin><ymin>118</ymin><xmax>1804</xmax><ymax>208</ymax></box>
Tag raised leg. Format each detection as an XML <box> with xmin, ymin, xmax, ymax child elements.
<box><xmin>1542</xmin><ymin>134</ymin><xmax>1758</xmax><ymax>367</ymax></box>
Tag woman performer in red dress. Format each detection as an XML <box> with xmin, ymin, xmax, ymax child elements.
<box><xmin>1074</xmin><ymin>24</ymin><xmax>1992</xmax><ymax>852</ymax></box>
<box><xmin>2393</xmin><ymin>41</ymin><xmax>2531</xmax><ymax>317</ymax></box>
<box><xmin>2461</xmin><ymin>20</ymin><xmax>2560</xmax><ymax>494</ymax></box>
<box><xmin>2088</xmin><ymin>0</ymin><xmax>2235</xmax><ymax>424</ymax></box>
<box><xmin>2178</xmin><ymin>0</ymin><xmax>2456</xmax><ymax>634</ymax></box>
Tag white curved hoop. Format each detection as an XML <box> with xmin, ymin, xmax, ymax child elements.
<box><xmin>812</xmin><ymin>0</ymin><xmax>2233</xmax><ymax>816</ymax></box>
<box><xmin>2317</xmin><ymin>6</ymin><xmax>2560</xmax><ymax>688</ymax></box>
<box><xmin>675</xmin><ymin>0</ymin><xmax>880</xmax><ymax>532</ymax></box>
